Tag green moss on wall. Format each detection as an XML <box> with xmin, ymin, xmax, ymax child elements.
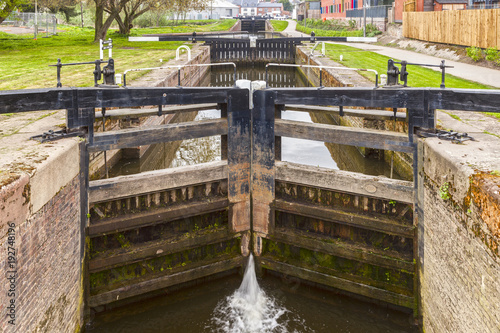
<box><xmin>90</xmin><ymin>238</ymin><xmax>240</xmax><ymax>294</ymax></box>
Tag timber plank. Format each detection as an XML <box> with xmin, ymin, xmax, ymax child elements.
<box><xmin>0</xmin><ymin>87</ymin><xmax>231</xmax><ymax>113</ymax></box>
<box><xmin>259</xmin><ymin>258</ymin><xmax>414</xmax><ymax>309</ymax></box>
<box><xmin>275</xmin><ymin>161</ymin><xmax>414</xmax><ymax>204</ymax></box>
<box><xmin>89</xmin><ymin>198</ymin><xmax>229</xmax><ymax>236</ymax></box>
<box><xmin>275</xmin><ymin>119</ymin><xmax>413</xmax><ymax>153</ymax></box>
<box><xmin>273</xmin><ymin>87</ymin><xmax>426</xmax><ymax>109</ymax></box>
<box><xmin>270</xmin><ymin>228</ymin><xmax>414</xmax><ymax>271</ymax></box>
<box><xmin>274</xmin><ymin>199</ymin><xmax>414</xmax><ymax>237</ymax></box>
<box><xmin>89</xmin><ymin>161</ymin><xmax>228</xmax><ymax>203</ymax></box>
<box><xmin>95</xmin><ymin>103</ymin><xmax>219</xmax><ymax>119</ymax></box>
<box><xmin>3</xmin><ymin>87</ymin><xmax>500</xmax><ymax>114</ymax></box>
<box><xmin>89</xmin><ymin>256</ymin><xmax>244</xmax><ymax>307</ymax></box>
<box><xmin>284</xmin><ymin>105</ymin><xmax>407</xmax><ymax>121</ymax></box>
<box><xmin>89</xmin><ymin>118</ymin><xmax>227</xmax><ymax>152</ymax></box>
<box><xmin>90</xmin><ymin>229</ymin><xmax>236</xmax><ymax>273</ymax></box>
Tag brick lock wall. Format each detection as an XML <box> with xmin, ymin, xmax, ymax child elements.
<box><xmin>421</xmin><ymin>139</ymin><xmax>500</xmax><ymax>332</ymax></box>
<box><xmin>1</xmin><ymin>173</ymin><xmax>82</xmax><ymax>332</ymax></box>
<box><xmin>1</xmin><ymin>175</ymin><xmax>30</xmax><ymax>332</ymax></box>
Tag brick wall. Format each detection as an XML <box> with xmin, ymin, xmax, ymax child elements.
<box><xmin>0</xmin><ymin>141</ymin><xmax>82</xmax><ymax>333</ymax></box>
<box><xmin>420</xmin><ymin>137</ymin><xmax>500</xmax><ymax>332</ymax></box>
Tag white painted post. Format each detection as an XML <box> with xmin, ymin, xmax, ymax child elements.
<box><xmin>34</xmin><ymin>1</ymin><xmax>38</xmax><ymax>39</ymax></box>
<box><xmin>99</xmin><ymin>39</ymin><xmax>103</xmax><ymax>60</ymax></box>
<box><xmin>250</xmin><ymin>36</ymin><xmax>257</xmax><ymax>48</ymax></box>
<box><xmin>380</xmin><ymin>74</ymin><xmax>387</xmax><ymax>86</ymax></box>
<box><xmin>236</xmin><ymin>79</ymin><xmax>252</xmax><ymax>108</ymax></box>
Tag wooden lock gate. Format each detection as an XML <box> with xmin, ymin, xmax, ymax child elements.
<box><xmin>2</xmin><ymin>85</ymin><xmax>500</xmax><ymax>314</ymax></box>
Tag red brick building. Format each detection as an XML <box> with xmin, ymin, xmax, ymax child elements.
<box><xmin>320</xmin><ymin>0</ymin><xmax>364</xmax><ymax>19</ymax></box>
<box><xmin>257</xmin><ymin>1</ymin><xmax>284</xmax><ymax>16</ymax></box>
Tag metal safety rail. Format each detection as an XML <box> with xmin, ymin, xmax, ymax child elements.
<box><xmin>265</xmin><ymin>63</ymin><xmax>379</xmax><ymax>88</ymax></box>
<box><xmin>122</xmin><ymin>62</ymin><xmax>237</xmax><ymax>87</ymax></box>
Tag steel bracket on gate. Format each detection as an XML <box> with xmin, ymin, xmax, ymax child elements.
<box><xmin>50</xmin><ymin>58</ymin><xmax>116</xmax><ymax>87</ymax></box>
<box><xmin>30</xmin><ymin>128</ymin><xmax>87</xmax><ymax>143</ymax></box>
<box><xmin>386</xmin><ymin>59</ymin><xmax>453</xmax><ymax>88</ymax></box>
<box><xmin>416</xmin><ymin>129</ymin><xmax>475</xmax><ymax>143</ymax></box>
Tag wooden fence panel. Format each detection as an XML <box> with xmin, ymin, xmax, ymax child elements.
<box><xmin>495</xmin><ymin>10</ymin><xmax>500</xmax><ymax>48</ymax></box>
<box><xmin>403</xmin><ymin>9</ymin><xmax>500</xmax><ymax>49</ymax></box>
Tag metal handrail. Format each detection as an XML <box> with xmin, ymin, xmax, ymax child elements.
<box><xmin>123</xmin><ymin>62</ymin><xmax>237</xmax><ymax>87</ymax></box>
<box><xmin>265</xmin><ymin>63</ymin><xmax>379</xmax><ymax>88</ymax></box>
<box><xmin>310</xmin><ymin>41</ymin><xmax>325</xmax><ymax>56</ymax></box>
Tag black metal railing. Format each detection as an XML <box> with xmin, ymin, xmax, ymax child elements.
<box><xmin>346</xmin><ymin>5</ymin><xmax>391</xmax><ymax>18</ymax></box>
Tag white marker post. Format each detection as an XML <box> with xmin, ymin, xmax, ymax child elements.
<box><xmin>100</xmin><ymin>38</ymin><xmax>113</xmax><ymax>60</ymax></box>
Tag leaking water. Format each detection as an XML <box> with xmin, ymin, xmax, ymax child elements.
<box><xmin>210</xmin><ymin>255</ymin><xmax>308</xmax><ymax>333</ymax></box>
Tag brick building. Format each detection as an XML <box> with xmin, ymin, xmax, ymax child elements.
<box><xmin>320</xmin><ymin>0</ymin><xmax>364</xmax><ymax>19</ymax></box>
<box><xmin>257</xmin><ymin>1</ymin><xmax>284</xmax><ymax>16</ymax></box>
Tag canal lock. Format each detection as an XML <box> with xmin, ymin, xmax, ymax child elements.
<box><xmin>85</xmin><ymin>38</ymin><xmax>418</xmax><ymax>330</ymax></box>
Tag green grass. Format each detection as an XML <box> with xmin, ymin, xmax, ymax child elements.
<box><xmin>445</xmin><ymin>112</ymin><xmax>461</xmax><ymax>121</ymax></box>
<box><xmin>484</xmin><ymin>130</ymin><xmax>500</xmax><ymax>139</ymax></box>
<box><xmin>485</xmin><ymin>112</ymin><xmax>500</xmax><ymax>120</ymax></box>
<box><xmin>270</xmin><ymin>20</ymin><xmax>289</xmax><ymax>32</ymax></box>
<box><xmin>0</xmin><ymin>21</ymin><xmax>236</xmax><ymax>90</ymax></box>
<box><xmin>324</xmin><ymin>44</ymin><xmax>494</xmax><ymax>89</ymax></box>
<box><xmin>297</xmin><ymin>24</ymin><xmax>363</xmax><ymax>37</ymax></box>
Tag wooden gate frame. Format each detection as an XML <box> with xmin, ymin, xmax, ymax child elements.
<box><xmin>2</xmin><ymin>85</ymin><xmax>500</xmax><ymax>314</ymax></box>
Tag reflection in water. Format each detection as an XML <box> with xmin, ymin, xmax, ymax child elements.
<box><xmin>169</xmin><ymin>110</ymin><xmax>221</xmax><ymax>167</ymax></box>
<box><xmin>281</xmin><ymin>111</ymin><xmax>338</xmax><ymax>169</ymax></box>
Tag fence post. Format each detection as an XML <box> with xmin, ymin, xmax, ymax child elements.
<box><xmin>252</xmin><ymin>88</ymin><xmax>276</xmax><ymax>256</ymax></box>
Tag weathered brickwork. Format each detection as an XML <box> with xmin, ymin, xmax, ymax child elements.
<box><xmin>0</xmin><ymin>174</ymin><xmax>82</xmax><ymax>333</ymax></box>
<box><xmin>421</xmin><ymin>139</ymin><xmax>500</xmax><ymax>333</ymax></box>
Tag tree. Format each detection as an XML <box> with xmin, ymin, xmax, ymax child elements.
<box><xmin>170</xmin><ymin>0</ymin><xmax>207</xmax><ymax>24</ymax></box>
<box><xmin>39</xmin><ymin>0</ymin><xmax>79</xmax><ymax>23</ymax></box>
<box><xmin>279</xmin><ymin>0</ymin><xmax>292</xmax><ymax>12</ymax></box>
<box><xmin>114</xmin><ymin>0</ymin><xmax>156</xmax><ymax>35</ymax></box>
<box><xmin>93</xmin><ymin>0</ymin><xmax>129</xmax><ymax>42</ymax></box>
<box><xmin>0</xmin><ymin>0</ymin><xmax>26</xmax><ymax>24</ymax></box>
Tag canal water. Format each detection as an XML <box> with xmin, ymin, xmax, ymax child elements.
<box><xmin>87</xmin><ymin>255</ymin><xmax>416</xmax><ymax>333</ymax></box>
<box><xmin>92</xmin><ymin>64</ymin><xmax>416</xmax><ymax>332</ymax></box>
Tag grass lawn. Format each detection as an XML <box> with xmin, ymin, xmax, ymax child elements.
<box><xmin>296</xmin><ymin>24</ymin><xmax>363</xmax><ymax>37</ymax></box>
<box><xmin>324</xmin><ymin>44</ymin><xmax>493</xmax><ymax>89</ymax></box>
<box><xmin>270</xmin><ymin>20</ymin><xmax>289</xmax><ymax>32</ymax></box>
<box><xmin>0</xmin><ymin>20</ymin><xmax>237</xmax><ymax>90</ymax></box>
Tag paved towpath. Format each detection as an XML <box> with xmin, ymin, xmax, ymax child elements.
<box><xmin>282</xmin><ymin>20</ymin><xmax>500</xmax><ymax>88</ymax></box>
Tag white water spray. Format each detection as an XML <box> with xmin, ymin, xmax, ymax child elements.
<box><xmin>211</xmin><ymin>254</ymin><xmax>290</xmax><ymax>333</ymax></box>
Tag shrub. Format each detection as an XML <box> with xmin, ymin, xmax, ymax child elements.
<box><xmin>466</xmin><ymin>46</ymin><xmax>483</xmax><ymax>62</ymax></box>
<box><xmin>485</xmin><ymin>47</ymin><xmax>499</xmax><ymax>62</ymax></box>
<box><xmin>299</xmin><ymin>18</ymin><xmax>348</xmax><ymax>31</ymax></box>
